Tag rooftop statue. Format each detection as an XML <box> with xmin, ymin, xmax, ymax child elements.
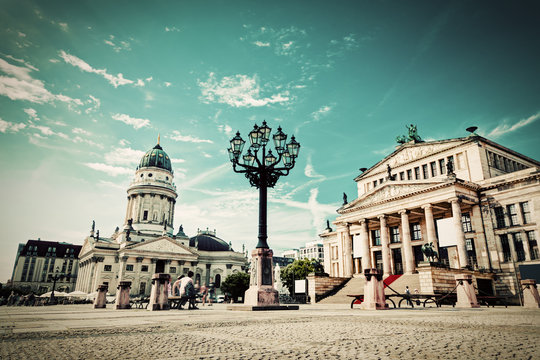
<box><xmin>396</xmin><ymin>124</ymin><xmax>423</xmax><ymax>144</ymax></box>
<box><xmin>343</xmin><ymin>192</ymin><xmax>348</xmax><ymax>205</ymax></box>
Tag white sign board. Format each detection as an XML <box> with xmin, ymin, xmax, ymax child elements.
<box><xmin>294</xmin><ymin>279</ymin><xmax>306</xmax><ymax>293</ymax></box>
<box><xmin>353</xmin><ymin>234</ymin><xmax>362</xmax><ymax>258</ymax></box>
<box><xmin>436</xmin><ymin>217</ymin><xmax>458</xmax><ymax>247</ymax></box>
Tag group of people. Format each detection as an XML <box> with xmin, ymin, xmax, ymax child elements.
<box><xmin>171</xmin><ymin>272</ymin><xmax>216</xmax><ymax>310</ymax></box>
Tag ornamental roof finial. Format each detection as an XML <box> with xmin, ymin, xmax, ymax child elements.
<box><xmin>157</xmin><ymin>133</ymin><xmax>160</xmax><ymax>145</ymax></box>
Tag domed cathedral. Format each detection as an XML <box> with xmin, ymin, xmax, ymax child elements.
<box><xmin>75</xmin><ymin>137</ymin><xmax>247</xmax><ymax>296</ymax></box>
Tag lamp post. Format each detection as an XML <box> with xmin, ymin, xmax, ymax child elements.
<box><xmin>49</xmin><ymin>267</ymin><xmax>69</xmax><ymax>305</ymax></box>
<box><xmin>228</xmin><ymin>121</ymin><xmax>300</xmax><ymax>307</ymax></box>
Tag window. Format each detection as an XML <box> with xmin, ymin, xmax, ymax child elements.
<box><xmin>465</xmin><ymin>238</ymin><xmax>477</xmax><ymax>267</ymax></box>
<box><xmin>379</xmin><ymin>178</ymin><xmax>384</xmax><ymax>185</ymax></box>
<box><xmin>527</xmin><ymin>231</ymin><xmax>538</xmax><ymax>260</ymax></box>
<box><xmin>407</xmin><ymin>169</ymin><xmax>412</xmax><ymax>180</ymax></box>
<box><xmin>399</xmin><ymin>172</ymin><xmax>405</xmax><ymax>180</ymax></box>
<box><xmin>422</xmin><ymin>164</ymin><xmax>429</xmax><ymax>179</ymax></box>
<box><xmin>520</xmin><ymin>202</ymin><xmax>531</xmax><ymax>224</ymax></box>
<box><xmin>500</xmin><ymin>234</ymin><xmax>512</xmax><ymax>262</ymax></box>
<box><xmin>512</xmin><ymin>233</ymin><xmax>525</xmax><ymax>262</ymax></box>
<box><xmin>126</xmin><ymin>264</ymin><xmax>134</xmax><ymax>271</ymax></box>
<box><xmin>439</xmin><ymin>159</ymin><xmax>446</xmax><ymax>174</ymax></box>
<box><xmin>461</xmin><ymin>213</ymin><xmax>473</xmax><ymax>233</ymax></box>
<box><xmin>139</xmin><ymin>282</ymin><xmax>146</xmax><ymax>295</ymax></box>
<box><xmin>141</xmin><ymin>265</ymin><xmax>148</xmax><ymax>272</ymax></box>
<box><xmin>430</xmin><ymin>162</ymin><xmax>437</xmax><ymax>177</ymax></box>
<box><xmin>390</xmin><ymin>226</ymin><xmax>400</xmax><ymax>243</ymax></box>
<box><xmin>148</xmin><ymin>173</ymin><xmax>153</xmax><ymax>177</ymax></box>
<box><xmin>215</xmin><ymin>274</ymin><xmax>221</xmax><ymax>288</ymax></box>
<box><xmin>170</xmin><ymin>266</ymin><xmax>176</xmax><ymax>273</ymax></box>
<box><xmin>104</xmin><ymin>264</ymin><xmax>112</xmax><ymax>271</ymax></box>
<box><xmin>494</xmin><ymin>207</ymin><xmax>506</xmax><ymax>228</ymax></box>
<box><xmin>373</xmin><ymin>180</ymin><xmax>377</xmax><ymax>188</ymax></box>
<box><xmin>143</xmin><ymin>210</ymin><xmax>148</xmax><ymax>221</ymax></box>
<box><xmin>411</xmin><ymin>223</ymin><xmax>422</xmax><ymax>240</ymax></box>
<box><xmin>447</xmin><ymin>155</ymin><xmax>454</xmax><ymax>171</ymax></box>
<box><xmin>414</xmin><ymin>167</ymin><xmax>420</xmax><ymax>180</ymax></box>
<box><xmin>507</xmin><ymin>204</ymin><xmax>518</xmax><ymax>226</ymax></box>
<box><xmin>371</xmin><ymin>229</ymin><xmax>381</xmax><ymax>246</ymax></box>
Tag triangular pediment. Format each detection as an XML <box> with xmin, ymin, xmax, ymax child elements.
<box><xmin>79</xmin><ymin>237</ymin><xmax>94</xmax><ymax>257</ymax></box>
<box><xmin>357</xmin><ymin>138</ymin><xmax>467</xmax><ymax>180</ymax></box>
<box><xmin>343</xmin><ymin>182</ymin><xmax>443</xmax><ymax>210</ymax></box>
<box><xmin>128</xmin><ymin>236</ymin><xmax>196</xmax><ymax>256</ymax></box>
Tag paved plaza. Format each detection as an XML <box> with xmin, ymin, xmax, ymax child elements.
<box><xmin>0</xmin><ymin>304</ymin><xmax>539</xmax><ymax>359</ymax></box>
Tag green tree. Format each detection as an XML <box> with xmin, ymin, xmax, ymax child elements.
<box><xmin>280</xmin><ymin>259</ymin><xmax>318</xmax><ymax>294</ymax></box>
<box><xmin>221</xmin><ymin>272</ymin><xmax>250</xmax><ymax>302</ymax></box>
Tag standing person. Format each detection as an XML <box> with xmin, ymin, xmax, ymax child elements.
<box><xmin>200</xmin><ymin>283</ymin><xmax>208</xmax><ymax>306</ymax></box>
<box><xmin>208</xmin><ymin>277</ymin><xmax>215</xmax><ymax>306</ymax></box>
<box><xmin>405</xmin><ymin>286</ymin><xmax>411</xmax><ymax>306</ymax></box>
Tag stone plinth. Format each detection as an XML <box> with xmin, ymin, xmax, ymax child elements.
<box><xmin>244</xmin><ymin>248</ymin><xmax>279</xmax><ymax>307</ymax></box>
<box><xmin>521</xmin><ymin>279</ymin><xmax>540</xmax><ymax>309</ymax></box>
<box><xmin>455</xmin><ymin>274</ymin><xmax>480</xmax><ymax>308</ymax></box>
<box><xmin>148</xmin><ymin>273</ymin><xmax>171</xmax><ymax>311</ymax></box>
<box><xmin>362</xmin><ymin>268</ymin><xmax>387</xmax><ymax>310</ymax></box>
<box><xmin>93</xmin><ymin>284</ymin><xmax>108</xmax><ymax>309</ymax></box>
<box><xmin>115</xmin><ymin>281</ymin><xmax>131</xmax><ymax>310</ymax></box>
<box><xmin>306</xmin><ymin>274</ymin><xmax>349</xmax><ymax>304</ymax></box>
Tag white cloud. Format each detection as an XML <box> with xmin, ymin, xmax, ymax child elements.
<box><xmin>59</xmin><ymin>50</ymin><xmax>135</xmax><ymax>88</ymax></box>
<box><xmin>198</xmin><ymin>72</ymin><xmax>290</xmax><ymax>108</ymax></box>
<box><xmin>135</xmin><ymin>79</ymin><xmax>145</xmax><ymax>87</ymax></box>
<box><xmin>83</xmin><ymin>162</ymin><xmax>133</xmax><ymax>176</ymax></box>
<box><xmin>58</xmin><ymin>22</ymin><xmax>69</xmax><ymax>32</ymax></box>
<box><xmin>104</xmin><ymin>147</ymin><xmax>145</xmax><ymax>165</ymax></box>
<box><xmin>72</xmin><ymin>127</ymin><xmax>92</xmax><ymax>136</ymax></box>
<box><xmin>0</xmin><ymin>118</ymin><xmax>27</xmax><ymax>133</ymax></box>
<box><xmin>487</xmin><ymin>112</ymin><xmax>540</xmax><ymax>139</ymax></box>
<box><xmin>312</xmin><ymin>105</ymin><xmax>332</xmax><ymax>120</ymax></box>
<box><xmin>85</xmin><ymin>95</ymin><xmax>101</xmax><ymax>113</ymax></box>
<box><xmin>73</xmin><ymin>136</ymin><xmax>103</xmax><ymax>149</ymax></box>
<box><xmin>165</xmin><ymin>26</ymin><xmax>181</xmax><ymax>32</ymax></box>
<box><xmin>164</xmin><ymin>81</ymin><xmax>172</xmax><ymax>87</ymax></box>
<box><xmin>104</xmin><ymin>35</ymin><xmax>131</xmax><ymax>52</ymax></box>
<box><xmin>0</xmin><ymin>57</ymin><xmax>80</xmax><ymax>105</ymax></box>
<box><xmin>170</xmin><ymin>158</ymin><xmax>186</xmax><ymax>164</ymax></box>
<box><xmin>119</xmin><ymin>139</ymin><xmax>130</xmax><ymax>146</ymax></box>
<box><xmin>254</xmin><ymin>41</ymin><xmax>270</xmax><ymax>47</ymax></box>
<box><xmin>24</xmin><ymin>108</ymin><xmax>39</xmax><ymax>120</ymax></box>
<box><xmin>111</xmin><ymin>113</ymin><xmax>151</xmax><ymax>129</ymax></box>
<box><xmin>217</xmin><ymin>124</ymin><xmax>233</xmax><ymax>136</ymax></box>
<box><xmin>168</xmin><ymin>130</ymin><xmax>213</xmax><ymax>143</ymax></box>
<box><xmin>49</xmin><ymin>58</ymin><xmax>60</xmax><ymax>63</ymax></box>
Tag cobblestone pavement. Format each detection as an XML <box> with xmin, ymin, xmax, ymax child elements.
<box><xmin>1</xmin><ymin>304</ymin><xmax>539</xmax><ymax>359</ymax></box>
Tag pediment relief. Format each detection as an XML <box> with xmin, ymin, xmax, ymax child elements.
<box><xmin>129</xmin><ymin>237</ymin><xmax>195</xmax><ymax>256</ymax></box>
<box><xmin>79</xmin><ymin>238</ymin><xmax>94</xmax><ymax>257</ymax></box>
<box><xmin>346</xmin><ymin>183</ymin><xmax>439</xmax><ymax>209</ymax></box>
<box><xmin>370</xmin><ymin>140</ymin><xmax>463</xmax><ymax>176</ymax></box>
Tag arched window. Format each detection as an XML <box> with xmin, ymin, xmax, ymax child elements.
<box><xmin>215</xmin><ymin>274</ymin><xmax>221</xmax><ymax>288</ymax></box>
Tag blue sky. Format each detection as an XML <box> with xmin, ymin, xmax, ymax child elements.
<box><xmin>1</xmin><ymin>0</ymin><xmax>540</xmax><ymax>282</ymax></box>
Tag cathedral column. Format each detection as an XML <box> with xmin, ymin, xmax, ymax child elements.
<box><xmin>450</xmin><ymin>198</ymin><xmax>469</xmax><ymax>268</ymax></box>
<box><xmin>91</xmin><ymin>257</ymin><xmax>104</xmax><ymax>293</ymax></box>
<box><xmin>399</xmin><ymin>210</ymin><xmax>415</xmax><ymax>274</ymax></box>
<box><xmin>422</xmin><ymin>204</ymin><xmax>439</xmax><ymax>253</ymax></box>
<box><xmin>359</xmin><ymin>219</ymin><xmax>372</xmax><ymax>271</ymax></box>
<box><xmin>134</xmin><ymin>257</ymin><xmax>143</xmax><ymax>295</ymax></box>
<box><xmin>342</xmin><ymin>224</ymin><xmax>353</xmax><ymax>277</ymax></box>
<box><xmin>378</xmin><ymin>215</ymin><xmax>392</xmax><ymax>276</ymax></box>
<box><xmin>125</xmin><ymin>196</ymin><xmax>132</xmax><ymax>223</ymax></box>
<box><xmin>118</xmin><ymin>256</ymin><xmax>128</xmax><ymax>281</ymax></box>
<box><xmin>87</xmin><ymin>258</ymin><xmax>97</xmax><ymax>293</ymax></box>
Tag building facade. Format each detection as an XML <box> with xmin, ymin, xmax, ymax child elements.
<box><xmin>11</xmin><ymin>239</ymin><xmax>82</xmax><ymax>294</ymax></box>
<box><xmin>75</xmin><ymin>140</ymin><xmax>246</xmax><ymax>296</ymax></box>
<box><xmin>321</xmin><ymin>132</ymin><xmax>540</xmax><ymax>296</ymax></box>
<box><xmin>298</xmin><ymin>241</ymin><xmax>324</xmax><ymax>263</ymax></box>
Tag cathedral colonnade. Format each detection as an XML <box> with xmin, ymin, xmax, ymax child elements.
<box><xmin>329</xmin><ymin>198</ymin><xmax>472</xmax><ymax>278</ymax></box>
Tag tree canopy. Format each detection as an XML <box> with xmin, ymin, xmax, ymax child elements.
<box><xmin>280</xmin><ymin>259</ymin><xmax>318</xmax><ymax>294</ymax></box>
<box><xmin>221</xmin><ymin>272</ymin><xmax>250</xmax><ymax>302</ymax></box>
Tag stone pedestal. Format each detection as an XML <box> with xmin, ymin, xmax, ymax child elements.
<box><xmin>115</xmin><ymin>281</ymin><xmax>131</xmax><ymax>309</ymax></box>
<box><xmin>361</xmin><ymin>268</ymin><xmax>387</xmax><ymax>310</ymax></box>
<box><xmin>93</xmin><ymin>284</ymin><xmax>108</xmax><ymax>309</ymax></box>
<box><xmin>521</xmin><ymin>279</ymin><xmax>540</xmax><ymax>309</ymax></box>
<box><xmin>148</xmin><ymin>273</ymin><xmax>171</xmax><ymax>311</ymax></box>
<box><xmin>455</xmin><ymin>274</ymin><xmax>480</xmax><ymax>308</ymax></box>
<box><xmin>244</xmin><ymin>248</ymin><xmax>279</xmax><ymax>307</ymax></box>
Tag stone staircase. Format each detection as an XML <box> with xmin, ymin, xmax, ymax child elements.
<box><xmin>318</xmin><ymin>274</ymin><xmax>421</xmax><ymax>304</ymax></box>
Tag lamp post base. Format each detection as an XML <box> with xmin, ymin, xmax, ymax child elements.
<box><xmin>244</xmin><ymin>248</ymin><xmax>279</xmax><ymax>307</ymax></box>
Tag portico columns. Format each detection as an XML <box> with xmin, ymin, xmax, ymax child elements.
<box><xmin>399</xmin><ymin>210</ymin><xmax>415</xmax><ymax>274</ymax></box>
<box><xmin>422</xmin><ymin>204</ymin><xmax>439</xmax><ymax>253</ymax></box>
<box><xmin>343</xmin><ymin>224</ymin><xmax>353</xmax><ymax>277</ymax></box>
<box><xmin>450</xmin><ymin>199</ymin><xmax>469</xmax><ymax>268</ymax></box>
<box><xmin>359</xmin><ymin>219</ymin><xmax>372</xmax><ymax>271</ymax></box>
<box><xmin>378</xmin><ymin>215</ymin><xmax>391</xmax><ymax>276</ymax></box>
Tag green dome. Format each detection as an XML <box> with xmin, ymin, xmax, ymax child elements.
<box><xmin>138</xmin><ymin>144</ymin><xmax>172</xmax><ymax>172</ymax></box>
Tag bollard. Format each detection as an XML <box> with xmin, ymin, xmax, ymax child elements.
<box><xmin>521</xmin><ymin>279</ymin><xmax>540</xmax><ymax>309</ymax></box>
<box><xmin>455</xmin><ymin>274</ymin><xmax>480</xmax><ymax>308</ymax></box>
<box><xmin>148</xmin><ymin>273</ymin><xmax>171</xmax><ymax>311</ymax></box>
<box><xmin>93</xmin><ymin>284</ymin><xmax>108</xmax><ymax>309</ymax></box>
<box><xmin>362</xmin><ymin>268</ymin><xmax>387</xmax><ymax>310</ymax></box>
<box><xmin>115</xmin><ymin>281</ymin><xmax>131</xmax><ymax>309</ymax></box>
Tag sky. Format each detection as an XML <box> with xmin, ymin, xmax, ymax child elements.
<box><xmin>1</xmin><ymin>0</ymin><xmax>540</xmax><ymax>282</ymax></box>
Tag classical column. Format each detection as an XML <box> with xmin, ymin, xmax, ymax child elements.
<box><xmin>422</xmin><ymin>204</ymin><xmax>439</xmax><ymax>253</ymax></box>
<box><xmin>399</xmin><ymin>210</ymin><xmax>415</xmax><ymax>274</ymax></box>
<box><xmin>520</xmin><ymin>233</ymin><xmax>531</xmax><ymax>261</ymax></box>
<box><xmin>125</xmin><ymin>195</ymin><xmax>132</xmax><ymax>223</ymax></box>
<box><xmin>87</xmin><ymin>258</ymin><xmax>97</xmax><ymax>293</ymax></box>
<box><xmin>450</xmin><ymin>199</ymin><xmax>469</xmax><ymax>268</ymax></box>
<box><xmin>343</xmin><ymin>224</ymin><xmax>353</xmax><ymax>277</ymax></box>
<box><xmin>118</xmin><ymin>256</ymin><xmax>128</xmax><ymax>282</ymax></box>
<box><xmin>378</xmin><ymin>215</ymin><xmax>391</xmax><ymax>276</ymax></box>
<box><xmin>359</xmin><ymin>219</ymin><xmax>372</xmax><ymax>270</ymax></box>
<box><xmin>91</xmin><ymin>257</ymin><xmax>104</xmax><ymax>293</ymax></box>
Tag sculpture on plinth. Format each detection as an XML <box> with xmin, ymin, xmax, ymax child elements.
<box><xmin>396</xmin><ymin>124</ymin><xmax>423</xmax><ymax>144</ymax></box>
<box><xmin>421</xmin><ymin>242</ymin><xmax>439</xmax><ymax>262</ymax></box>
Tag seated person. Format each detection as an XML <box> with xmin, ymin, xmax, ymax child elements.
<box><xmin>179</xmin><ymin>271</ymin><xmax>198</xmax><ymax>310</ymax></box>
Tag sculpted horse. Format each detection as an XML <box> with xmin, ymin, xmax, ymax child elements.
<box><xmin>421</xmin><ymin>242</ymin><xmax>439</xmax><ymax>262</ymax></box>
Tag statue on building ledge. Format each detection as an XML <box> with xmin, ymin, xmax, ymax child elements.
<box><xmin>396</xmin><ymin>124</ymin><xmax>423</xmax><ymax>144</ymax></box>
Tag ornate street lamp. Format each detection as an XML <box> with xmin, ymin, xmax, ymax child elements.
<box><xmin>228</xmin><ymin>121</ymin><xmax>300</xmax><ymax>307</ymax></box>
<box><xmin>49</xmin><ymin>267</ymin><xmax>69</xmax><ymax>305</ymax></box>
